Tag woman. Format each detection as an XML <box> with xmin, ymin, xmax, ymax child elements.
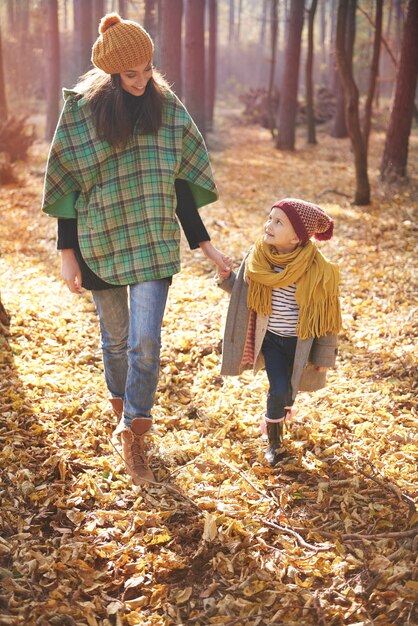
<box><xmin>42</xmin><ymin>13</ymin><xmax>231</xmax><ymax>485</ymax></box>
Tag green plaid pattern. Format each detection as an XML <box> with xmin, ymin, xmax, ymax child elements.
<box><xmin>42</xmin><ymin>89</ymin><xmax>218</xmax><ymax>285</ymax></box>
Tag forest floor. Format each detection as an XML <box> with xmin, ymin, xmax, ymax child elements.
<box><xmin>0</xmin><ymin>109</ymin><xmax>417</xmax><ymax>626</ymax></box>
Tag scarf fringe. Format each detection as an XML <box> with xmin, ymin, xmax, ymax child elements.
<box><xmin>297</xmin><ymin>296</ymin><xmax>342</xmax><ymax>339</ymax></box>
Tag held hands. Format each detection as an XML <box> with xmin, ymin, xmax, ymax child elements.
<box><xmin>61</xmin><ymin>249</ymin><xmax>83</xmax><ymax>294</ymax></box>
<box><xmin>199</xmin><ymin>241</ymin><xmax>232</xmax><ymax>280</ymax></box>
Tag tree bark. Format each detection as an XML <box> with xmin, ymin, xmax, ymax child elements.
<box><xmin>362</xmin><ymin>0</ymin><xmax>383</xmax><ymax>150</ymax></box>
<box><xmin>276</xmin><ymin>0</ymin><xmax>305</xmax><ymax>150</ymax></box>
<box><xmin>184</xmin><ymin>0</ymin><xmax>206</xmax><ymax>133</ymax></box>
<box><xmin>267</xmin><ymin>0</ymin><xmax>278</xmax><ymax>134</ymax></box>
<box><xmin>144</xmin><ymin>0</ymin><xmax>158</xmax><ymax>42</ymax></box>
<box><xmin>118</xmin><ymin>0</ymin><xmax>128</xmax><ymax>17</ymax></box>
<box><xmin>158</xmin><ymin>0</ymin><xmax>182</xmax><ymax>97</ymax></box>
<box><xmin>45</xmin><ymin>0</ymin><xmax>60</xmax><ymax>141</ymax></box>
<box><xmin>306</xmin><ymin>0</ymin><xmax>318</xmax><ymax>144</ymax></box>
<box><xmin>0</xmin><ymin>27</ymin><xmax>7</xmax><ymax>119</ymax></box>
<box><xmin>92</xmin><ymin>0</ymin><xmax>105</xmax><ymax>39</ymax></box>
<box><xmin>228</xmin><ymin>0</ymin><xmax>235</xmax><ymax>44</ymax></box>
<box><xmin>207</xmin><ymin>0</ymin><xmax>218</xmax><ymax>131</ymax></box>
<box><xmin>0</xmin><ymin>293</ymin><xmax>11</xmax><ymax>332</ymax></box>
<box><xmin>73</xmin><ymin>0</ymin><xmax>93</xmax><ymax>79</ymax></box>
<box><xmin>335</xmin><ymin>0</ymin><xmax>370</xmax><ymax>205</ymax></box>
<box><xmin>381</xmin><ymin>0</ymin><xmax>418</xmax><ymax>180</ymax></box>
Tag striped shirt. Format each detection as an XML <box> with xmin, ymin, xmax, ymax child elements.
<box><xmin>267</xmin><ymin>266</ymin><xmax>299</xmax><ymax>337</ymax></box>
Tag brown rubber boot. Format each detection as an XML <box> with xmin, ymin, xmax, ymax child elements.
<box><xmin>120</xmin><ymin>418</ymin><xmax>155</xmax><ymax>484</ymax></box>
<box><xmin>265</xmin><ymin>418</ymin><xmax>285</xmax><ymax>467</ymax></box>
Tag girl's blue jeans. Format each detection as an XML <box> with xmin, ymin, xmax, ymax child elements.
<box><xmin>261</xmin><ymin>331</ymin><xmax>297</xmax><ymax>420</ymax></box>
<box><xmin>92</xmin><ymin>278</ymin><xmax>170</xmax><ymax>426</ymax></box>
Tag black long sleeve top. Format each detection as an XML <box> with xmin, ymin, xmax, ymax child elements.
<box><xmin>57</xmin><ymin>179</ymin><xmax>210</xmax><ymax>290</ymax></box>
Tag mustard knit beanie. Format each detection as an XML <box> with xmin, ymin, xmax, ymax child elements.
<box><xmin>91</xmin><ymin>13</ymin><xmax>154</xmax><ymax>74</ymax></box>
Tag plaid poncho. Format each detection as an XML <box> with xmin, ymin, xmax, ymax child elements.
<box><xmin>42</xmin><ymin>89</ymin><xmax>218</xmax><ymax>285</ymax></box>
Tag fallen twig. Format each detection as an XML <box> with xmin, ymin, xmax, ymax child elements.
<box><xmin>218</xmin><ymin>457</ymin><xmax>278</xmax><ymax>504</ymax></box>
<box><xmin>355</xmin><ymin>464</ymin><xmax>417</xmax><ymax>516</ymax></box>
<box><xmin>318</xmin><ymin>527</ymin><xmax>417</xmax><ymax>541</ymax></box>
<box><xmin>263</xmin><ymin>520</ymin><xmax>335</xmax><ymax>553</ymax></box>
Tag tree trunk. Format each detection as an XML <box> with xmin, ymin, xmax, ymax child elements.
<box><xmin>7</xmin><ymin>0</ymin><xmax>16</xmax><ymax>30</ymax></box>
<box><xmin>267</xmin><ymin>0</ymin><xmax>278</xmax><ymax>134</ymax></box>
<box><xmin>0</xmin><ymin>27</ymin><xmax>7</xmax><ymax>119</ymax></box>
<box><xmin>45</xmin><ymin>0</ymin><xmax>60</xmax><ymax>141</ymax></box>
<box><xmin>259</xmin><ymin>0</ymin><xmax>268</xmax><ymax>48</ymax></box>
<box><xmin>236</xmin><ymin>0</ymin><xmax>243</xmax><ymax>43</ymax></box>
<box><xmin>306</xmin><ymin>0</ymin><xmax>318</xmax><ymax>144</ymax></box>
<box><xmin>381</xmin><ymin>0</ymin><xmax>418</xmax><ymax>180</ymax></box>
<box><xmin>144</xmin><ymin>0</ymin><xmax>158</xmax><ymax>42</ymax></box>
<box><xmin>276</xmin><ymin>0</ymin><xmax>305</xmax><ymax>151</ymax></box>
<box><xmin>362</xmin><ymin>0</ymin><xmax>382</xmax><ymax>150</ymax></box>
<box><xmin>118</xmin><ymin>0</ymin><xmax>127</xmax><ymax>16</ymax></box>
<box><xmin>184</xmin><ymin>0</ymin><xmax>206</xmax><ymax>133</ymax></box>
<box><xmin>92</xmin><ymin>0</ymin><xmax>105</xmax><ymax>38</ymax></box>
<box><xmin>73</xmin><ymin>0</ymin><xmax>93</xmax><ymax>80</ymax></box>
<box><xmin>0</xmin><ymin>293</ymin><xmax>11</xmax><ymax>333</ymax></box>
<box><xmin>207</xmin><ymin>0</ymin><xmax>217</xmax><ymax>131</ymax></box>
<box><xmin>158</xmin><ymin>0</ymin><xmax>182</xmax><ymax>97</ymax></box>
<box><xmin>228</xmin><ymin>0</ymin><xmax>235</xmax><ymax>44</ymax></box>
<box><xmin>335</xmin><ymin>0</ymin><xmax>370</xmax><ymax>205</ymax></box>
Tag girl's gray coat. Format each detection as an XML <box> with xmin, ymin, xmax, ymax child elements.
<box><xmin>219</xmin><ymin>253</ymin><xmax>338</xmax><ymax>400</ymax></box>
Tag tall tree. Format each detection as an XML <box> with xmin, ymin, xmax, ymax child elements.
<box><xmin>306</xmin><ymin>0</ymin><xmax>318</xmax><ymax>144</ymax></box>
<box><xmin>267</xmin><ymin>0</ymin><xmax>279</xmax><ymax>134</ymax></box>
<box><xmin>276</xmin><ymin>0</ymin><xmax>304</xmax><ymax>150</ymax></box>
<box><xmin>46</xmin><ymin>0</ymin><xmax>60</xmax><ymax>141</ymax></box>
<box><xmin>381</xmin><ymin>0</ymin><xmax>418</xmax><ymax>180</ymax></box>
<box><xmin>144</xmin><ymin>0</ymin><xmax>158</xmax><ymax>42</ymax></box>
<box><xmin>92</xmin><ymin>0</ymin><xmax>105</xmax><ymax>37</ymax></box>
<box><xmin>73</xmin><ymin>0</ymin><xmax>93</xmax><ymax>80</ymax></box>
<box><xmin>158</xmin><ymin>0</ymin><xmax>183</xmax><ymax>97</ymax></box>
<box><xmin>228</xmin><ymin>0</ymin><xmax>235</xmax><ymax>44</ymax></box>
<box><xmin>362</xmin><ymin>0</ymin><xmax>383</xmax><ymax>150</ymax></box>
<box><xmin>0</xmin><ymin>27</ymin><xmax>7</xmax><ymax>120</ymax></box>
<box><xmin>119</xmin><ymin>0</ymin><xmax>127</xmax><ymax>16</ymax></box>
<box><xmin>259</xmin><ymin>0</ymin><xmax>268</xmax><ymax>48</ymax></box>
<box><xmin>335</xmin><ymin>0</ymin><xmax>370</xmax><ymax>205</ymax></box>
<box><xmin>184</xmin><ymin>0</ymin><xmax>206</xmax><ymax>133</ymax></box>
<box><xmin>331</xmin><ymin>0</ymin><xmax>354</xmax><ymax>139</ymax></box>
<box><xmin>6</xmin><ymin>0</ymin><xmax>16</xmax><ymax>30</ymax></box>
<box><xmin>207</xmin><ymin>0</ymin><xmax>218</xmax><ymax>131</ymax></box>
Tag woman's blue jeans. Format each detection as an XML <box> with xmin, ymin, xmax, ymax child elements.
<box><xmin>261</xmin><ymin>331</ymin><xmax>297</xmax><ymax>420</ymax></box>
<box><xmin>92</xmin><ymin>279</ymin><xmax>170</xmax><ymax>425</ymax></box>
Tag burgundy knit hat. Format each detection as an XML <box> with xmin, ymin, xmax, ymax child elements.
<box><xmin>273</xmin><ymin>198</ymin><xmax>334</xmax><ymax>243</ymax></box>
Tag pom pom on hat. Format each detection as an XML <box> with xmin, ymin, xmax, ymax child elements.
<box><xmin>99</xmin><ymin>13</ymin><xmax>122</xmax><ymax>34</ymax></box>
<box><xmin>92</xmin><ymin>12</ymin><xmax>154</xmax><ymax>74</ymax></box>
<box><xmin>273</xmin><ymin>198</ymin><xmax>334</xmax><ymax>243</ymax></box>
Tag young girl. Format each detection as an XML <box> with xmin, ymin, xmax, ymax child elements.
<box><xmin>42</xmin><ymin>13</ymin><xmax>231</xmax><ymax>485</ymax></box>
<box><xmin>218</xmin><ymin>198</ymin><xmax>342</xmax><ymax>466</ymax></box>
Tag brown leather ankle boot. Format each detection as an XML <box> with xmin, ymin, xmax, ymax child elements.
<box><xmin>120</xmin><ymin>418</ymin><xmax>155</xmax><ymax>484</ymax></box>
<box><xmin>110</xmin><ymin>397</ymin><xmax>123</xmax><ymax>419</ymax></box>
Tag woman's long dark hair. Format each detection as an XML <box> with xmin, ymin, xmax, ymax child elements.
<box><xmin>73</xmin><ymin>67</ymin><xmax>169</xmax><ymax>147</ymax></box>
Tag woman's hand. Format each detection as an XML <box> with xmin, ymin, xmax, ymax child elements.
<box><xmin>199</xmin><ymin>241</ymin><xmax>232</xmax><ymax>280</ymax></box>
<box><xmin>61</xmin><ymin>249</ymin><xmax>83</xmax><ymax>294</ymax></box>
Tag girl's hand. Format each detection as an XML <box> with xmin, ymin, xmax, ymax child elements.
<box><xmin>61</xmin><ymin>249</ymin><xmax>83</xmax><ymax>294</ymax></box>
<box><xmin>199</xmin><ymin>241</ymin><xmax>232</xmax><ymax>280</ymax></box>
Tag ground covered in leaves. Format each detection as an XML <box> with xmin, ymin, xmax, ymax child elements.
<box><xmin>0</xmin><ymin>111</ymin><xmax>417</xmax><ymax>626</ymax></box>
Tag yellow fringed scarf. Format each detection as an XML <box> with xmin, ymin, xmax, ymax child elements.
<box><xmin>245</xmin><ymin>238</ymin><xmax>342</xmax><ymax>339</ymax></box>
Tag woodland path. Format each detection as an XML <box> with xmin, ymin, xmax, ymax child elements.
<box><xmin>0</xmin><ymin>114</ymin><xmax>417</xmax><ymax>625</ymax></box>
